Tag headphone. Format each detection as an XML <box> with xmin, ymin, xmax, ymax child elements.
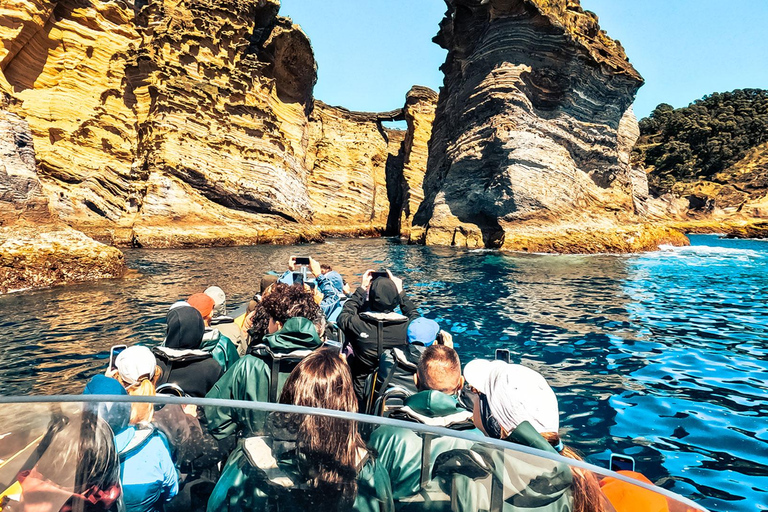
<box><xmin>479</xmin><ymin>393</ymin><xmax>503</xmax><ymax>439</ymax></box>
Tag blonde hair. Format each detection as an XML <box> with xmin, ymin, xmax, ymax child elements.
<box><xmin>115</xmin><ymin>368</ymin><xmax>162</xmax><ymax>424</ymax></box>
<box><xmin>541</xmin><ymin>432</ymin><xmax>610</xmax><ymax>512</ymax></box>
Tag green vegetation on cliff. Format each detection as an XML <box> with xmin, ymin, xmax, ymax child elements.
<box><xmin>635</xmin><ymin>89</ymin><xmax>768</xmax><ymax>192</ymax></box>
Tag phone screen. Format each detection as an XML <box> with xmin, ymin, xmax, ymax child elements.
<box><xmin>495</xmin><ymin>348</ymin><xmax>510</xmax><ymax>364</ymax></box>
<box><xmin>109</xmin><ymin>345</ymin><xmax>127</xmax><ymax>370</ymax></box>
<box><xmin>610</xmin><ymin>454</ymin><xmax>635</xmax><ymax>472</ymax></box>
<box><xmin>371</xmin><ymin>271</ymin><xmax>389</xmax><ymax>281</ymax></box>
<box><xmin>292</xmin><ymin>272</ymin><xmax>305</xmax><ymax>286</ymax></box>
<box><xmin>294</xmin><ymin>257</ymin><xmax>311</xmax><ymax>265</ymax></box>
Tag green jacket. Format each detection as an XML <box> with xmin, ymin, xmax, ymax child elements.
<box><xmin>204</xmin><ymin>317</ymin><xmax>321</xmax><ymax>440</ymax></box>
<box><xmin>206</xmin><ymin>436</ymin><xmax>394</xmax><ymax>512</ymax></box>
<box><xmin>368</xmin><ymin>391</ymin><xmax>483</xmax><ymax>502</ymax></box>
<box><xmin>452</xmin><ymin>422</ymin><xmax>574</xmax><ymax>512</ymax></box>
<box><xmin>200</xmin><ymin>328</ymin><xmax>240</xmax><ymax>372</ymax></box>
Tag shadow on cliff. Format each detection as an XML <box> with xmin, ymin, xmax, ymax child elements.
<box><xmin>413</xmin><ymin>126</ymin><xmax>506</xmax><ymax>248</ymax></box>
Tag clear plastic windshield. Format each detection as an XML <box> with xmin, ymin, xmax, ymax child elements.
<box><xmin>0</xmin><ymin>397</ymin><xmax>708</xmax><ymax>512</ymax></box>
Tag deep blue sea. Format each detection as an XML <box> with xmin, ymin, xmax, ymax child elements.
<box><xmin>0</xmin><ymin>234</ymin><xmax>766</xmax><ymax>510</ymax></box>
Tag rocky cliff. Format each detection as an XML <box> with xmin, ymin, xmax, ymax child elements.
<box><xmin>0</xmin><ymin>0</ymin><xmax>428</xmax><ymax>247</ymax></box>
<box><xmin>0</xmin><ymin>105</ymin><xmax>125</xmax><ymax>293</ymax></box>
<box><xmin>411</xmin><ymin>0</ymin><xmax>688</xmax><ymax>252</ymax></box>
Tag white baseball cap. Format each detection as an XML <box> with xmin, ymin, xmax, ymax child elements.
<box><xmin>204</xmin><ymin>286</ymin><xmax>227</xmax><ymax>316</ymax></box>
<box><xmin>115</xmin><ymin>345</ymin><xmax>157</xmax><ymax>385</ymax></box>
<box><xmin>464</xmin><ymin>359</ymin><xmax>559</xmax><ymax>434</ymax></box>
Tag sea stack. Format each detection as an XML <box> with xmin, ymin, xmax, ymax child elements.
<box><xmin>412</xmin><ymin>0</ymin><xmax>688</xmax><ymax>252</ymax></box>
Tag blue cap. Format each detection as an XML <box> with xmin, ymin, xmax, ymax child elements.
<box><xmin>83</xmin><ymin>375</ymin><xmax>130</xmax><ymax>434</ymax></box>
<box><xmin>407</xmin><ymin>318</ymin><xmax>441</xmax><ymax>346</ymax></box>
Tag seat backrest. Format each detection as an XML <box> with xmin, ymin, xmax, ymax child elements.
<box><xmin>251</xmin><ymin>345</ymin><xmax>313</xmax><ymax>403</ymax></box>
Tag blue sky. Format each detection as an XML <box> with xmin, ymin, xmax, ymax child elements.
<box><xmin>279</xmin><ymin>1</ymin><xmax>768</xmax><ymax>119</ymax></box>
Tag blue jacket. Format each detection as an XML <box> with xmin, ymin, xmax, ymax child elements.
<box><xmin>116</xmin><ymin>425</ymin><xmax>179</xmax><ymax>512</ymax></box>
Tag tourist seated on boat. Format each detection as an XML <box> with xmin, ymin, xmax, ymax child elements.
<box><xmin>370</xmin><ymin>317</ymin><xmax>451</xmax><ymax>413</ymax></box>
<box><xmin>204</xmin><ymin>283</ymin><xmax>325</xmax><ymax>440</ymax></box>
<box><xmin>1</xmin><ymin>396</ymin><xmax>123</xmax><ymax>512</ymax></box>
<box><xmin>206</xmin><ymin>348</ymin><xmax>393</xmax><ymax>512</ymax></box>
<box><xmin>367</xmin><ymin>345</ymin><xmax>481</xmax><ymax>503</ymax></box>
<box><xmin>187</xmin><ymin>293</ymin><xmax>240</xmax><ymax>371</ymax></box>
<box><xmin>460</xmin><ymin>359</ymin><xmax>612</xmax><ymax>512</ymax></box>
<box><xmin>108</xmin><ymin>346</ymin><xmax>222</xmax><ymax>477</ymax></box>
<box><xmin>154</xmin><ymin>303</ymin><xmax>223</xmax><ymax>397</ymax></box>
<box><xmin>83</xmin><ymin>373</ymin><xmax>178</xmax><ymax>512</ymax></box>
<box><xmin>337</xmin><ymin>269</ymin><xmax>419</xmax><ymax>404</ymax></box>
<box><xmin>204</xmin><ymin>285</ymin><xmax>248</xmax><ymax>356</ymax></box>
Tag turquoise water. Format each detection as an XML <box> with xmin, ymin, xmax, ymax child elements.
<box><xmin>0</xmin><ymin>234</ymin><xmax>765</xmax><ymax>510</ymax></box>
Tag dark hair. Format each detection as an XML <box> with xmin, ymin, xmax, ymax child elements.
<box><xmin>16</xmin><ymin>409</ymin><xmax>121</xmax><ymax>512</ymax></box>
<box><xmin>246</xmin><ymin>305</ymin><xmax>271</xmax><ymax>346</ymax></box>
<box><xmin>257</xmin><ymin>283</ymin><xmax>325</xmax><ymax>337</ymax></box>
<box><xmin>320</xmin><ymin>264</ymin><xmax>332</xmax><ymax>272</ymax></box>
<box><xmin>417</xmin><ymin>344</ymin><xmax>462</xmax><ymax>394</ymax></box>
<box><xmin>269</xmin><ymin>349</ymin><xmax>365</xmax><ymax>508</ymax></box>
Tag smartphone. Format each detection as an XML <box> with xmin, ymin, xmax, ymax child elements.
<box><xmin>609</xmin><ymin>453</ymin><xmax>635</xmax><ymax>472</ymax></box>
<box><xmin>109</xmin><ymin>344</ymin><xmax>127</xmax><ymax>371</ymax></box>
<box><xmin>294</xmin><ymin>257</ymin><xmax>311</xmax><ymax>266</ymax></box>
<box><xmin>495</xmin><ymin>348</ymin><xmax>510</xmax><ymax>364</ymax></box>
<box><xmin>371</xmin><ymin>271</ymin><xmax>389</xmax><ymax>281</ymax></box>
<box><xmin>292</xmin><ymin>271</ymin><xmax>304</xmax><ymax>286</ymax></box>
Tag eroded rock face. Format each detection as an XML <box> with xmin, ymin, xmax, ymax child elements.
<box><xmin>0</xmin><ymin>107</ymin><xmax>50</xmax><ymax>224</ymax></box>
<box><xmin>0</xmin><ymin>0</ymin><xmax>418</xmax><ymax>245</ymax></box>
<box><xmin>413</xmin><ymin>0</ymin><xmax>684</xmax><ymax>251</ymax></box>
<box><xmin>306</xmin><ymin>102</ymin><xmax>402</xmax><ymax>234</ymax></box>
<box><xmin>0</xmin><ymin>106</ymin><xmax>125</xmax><ymax>293</ymax></box>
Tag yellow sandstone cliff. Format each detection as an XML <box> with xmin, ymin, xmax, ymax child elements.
<box><xmin>0</xmin><ymin>0</ymin><xmax>428</xmax><ymax>249</ymax></box>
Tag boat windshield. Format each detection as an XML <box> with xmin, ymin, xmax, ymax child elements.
<box><xmin>0</xmin><ymin>396</ymin><xmax>708</xmax><ymax>512</ymax></box>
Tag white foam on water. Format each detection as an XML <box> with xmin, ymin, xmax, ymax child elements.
<box><xmin>644</xmin><ymin>243</ymin><xmax>762</xmax><ymax>263</ymax></box>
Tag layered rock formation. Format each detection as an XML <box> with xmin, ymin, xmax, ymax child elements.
<box><xmin>412</xmin><ymin>0</ymin><xmax>688</xmax><ymax>252</ymax></box>
<box><xmin>0</xmin><ymin>0</ymin><xmax>429</xmax><ymax>247</ymax></box>
<box><xmin>0</xmin><ymin>106</ymin><xmax>124</xmax><ymax>293</ymax></box>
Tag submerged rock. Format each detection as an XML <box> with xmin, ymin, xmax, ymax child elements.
<box><xmin>412</xmin><ymin>0</ymin><xmax>687</xmax><ymax>252</ymax></box>
<box><xmin>0</xmin><ymin>107</ymin><xmax>124</xmax><ymax>293</ymax></box>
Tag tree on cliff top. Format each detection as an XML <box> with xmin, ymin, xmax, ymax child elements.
<box><xmin>634</xmin><ymin>89</ymin><xmax>768</xmax><ymax>192</ymax></box>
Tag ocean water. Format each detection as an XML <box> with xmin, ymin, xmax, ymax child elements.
<box><xmin>0</xmin><ymin>234</ymin><xmax>766</xmax><ymax>510</ymax></box>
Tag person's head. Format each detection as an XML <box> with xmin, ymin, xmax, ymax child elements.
<box><xmin>415</xmin><ymin>345</ymin><xmax>463</xmax><ymax>395</ymax></box>
<box><xmin>16</xmin><ymin>409</ymin><xmax>121</xmax><ymax>512</ymax></box>
<box><xmin>165</xmin><ymin>303</ymin><xmax>205</xmax><ymax>349</ymax></box>
<box><xmin>204</xmin><ymin>286</ymin><xmax>226</xmax><ymax>317</ymax></box>
<box><xmin>259</xmin><ymin>283</ymin><xmax>325</xmax><ymax>337</ymax></box>
<box><xmin>83</xmin><ymin>375</ymin><xmax>130</xmax><ymax>435</ymax></box>
<box><xmin>320</xmin><ymin>263</ymin><xmax>332</xmax><ymax>274</ymax></box>
<box><xmin>463</xmin><ymin>360</ymin><xmax>558</xmax><ymax>439</ymax></box>
<box><xmin>324</xmin><ymin>271</ymin><xmax>344</xmax><ymax>294</ymax></box>
<box><xmin>271</xmin><ymin>349</ymin><xmax>363</xmax><ymax>508</ymax></box>
<box><xmin>187</xmin><ymin>293</ymin><xmax>215</xmax><ymax>325</ymax></box>
<box><xmin>113</xmin><ymin>345</ymin><xmax>160</xmax><ymax>424</ymax></box>
<box><xmin>368</xmin><ymin>278</ymin><xmax>399</xmax><ymax>312</ymax></box>
<box><xmin>260</xmin><ymin>273</ymin><xmax>279</xmax><ymax>294</ymax></box>
<box><xmin>407</xmin><ymin>317</ymin><xmax>441</xmax><ymax>346</ymax></box>
<box><xmin>464</xmin><ymin>360</ymin><xmax>607</xmax><ymax>512</ymax></box>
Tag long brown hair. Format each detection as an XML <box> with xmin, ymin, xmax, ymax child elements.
<box><xmin>541</xmin><ymin>432</ymin><xmax>610</xmax><ymax>512</ymax></box>
<box><xmin>271</xmin><ymin>348</ymin><xmax>366</xmax><ymax>507</ymax></box>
